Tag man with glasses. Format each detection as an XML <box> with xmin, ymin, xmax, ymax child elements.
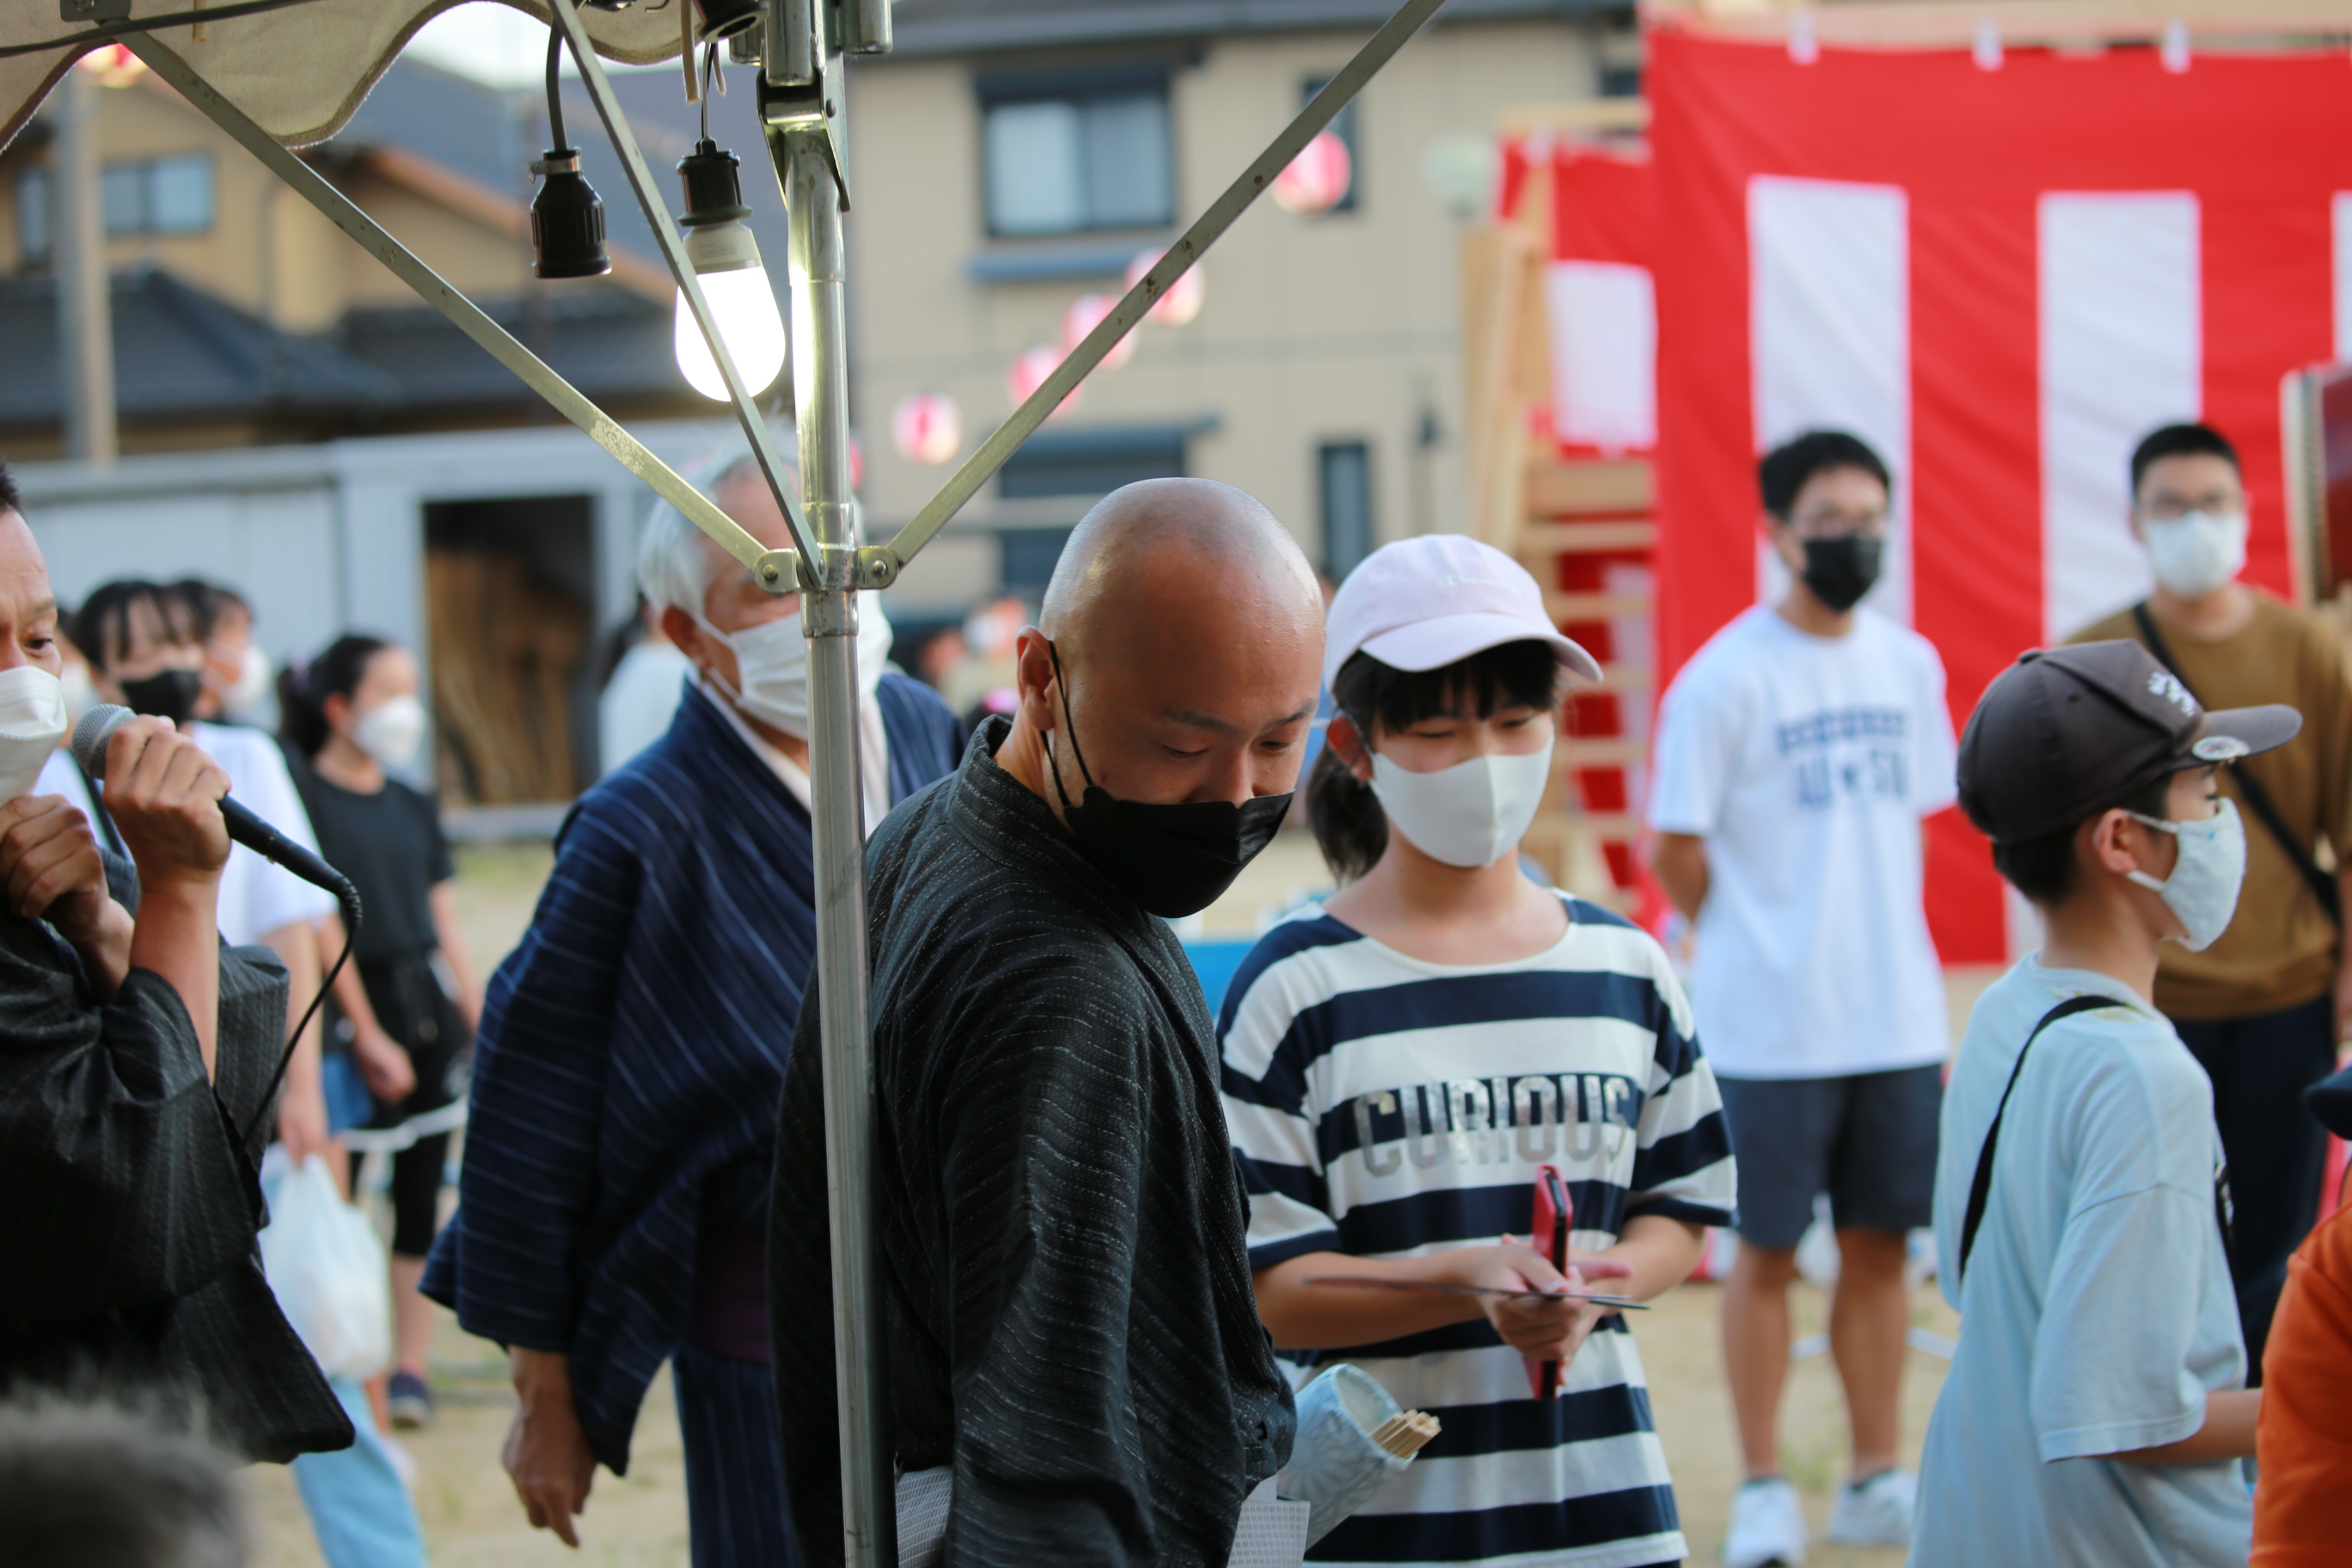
<box><xmin>1649</xmin><ymin>430</ymin><xmax>1957</xmax><ymax>1565</ymax></box>
<box><xmin>2069</xmin><ymin>421</ymin><xmax>2352</xmax><ymax>1380</ymax></box>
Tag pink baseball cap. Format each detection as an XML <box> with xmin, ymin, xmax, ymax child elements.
<box><xmin>1324</xmin><ymin>534</ymin><xmax>1602</xmax><ymax>691</ymax></box>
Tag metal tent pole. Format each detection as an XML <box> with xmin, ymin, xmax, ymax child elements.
<box><xmin>762</xmin><ymin>3</ymin><xmax>895</xmax><ymax>1562</ymax></box>
<box><xmin>53</xmin><ymin>62</ymin><xmax>116</xmax><ymax>466</ymax></box>
<box><xmin>786</xmin><ymin>130</ymin><xmax>896</xmax><ymax>1568</ymax></box>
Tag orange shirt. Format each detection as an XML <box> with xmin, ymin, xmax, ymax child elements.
<box><xmin>2255</xmin><ymin>1199</ymin><xmax>2352</xmax><ymax>1565</ymax></box>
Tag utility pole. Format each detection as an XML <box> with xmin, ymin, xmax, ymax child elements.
<box><xmin>54</xmin><ymin>64</ymin><xmax>117</xmax><ymax>466</ymax></box>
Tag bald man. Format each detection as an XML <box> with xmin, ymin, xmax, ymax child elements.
<box><xmin>769</xmin><ymin>480</ymin><xmax>1323</xmax><ymax>1568</ymax></box>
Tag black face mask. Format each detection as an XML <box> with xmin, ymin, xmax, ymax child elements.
<box><xmin>120</xmin><ymin>667</ymin><xmax>205</xmax><ymax>726</ymax></box>
<box><xmin>1045</xmin><ymin>645</ymin><xmax>1291</xmax><ymax>920</ymax></box>
<box><xmin>1800</xmin><ymin>535</ymin><xmax>1883</xmax><ymax>615</ymax></box>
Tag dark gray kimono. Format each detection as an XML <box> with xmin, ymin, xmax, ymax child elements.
<box><xmin>0</xmin><ymin>879</ymin><xmax>351</xmax><ymax>1464</ymax></box>
<box><xmin>769</xmin><ymin>719</ymin><xmax>1295</xmax><ymax>1568</ymax></box>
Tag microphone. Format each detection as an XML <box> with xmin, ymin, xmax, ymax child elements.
<box><xmin>73</xmin><ymin>703</ymin><xmax>358</xmax><ymax>902</ymax></box>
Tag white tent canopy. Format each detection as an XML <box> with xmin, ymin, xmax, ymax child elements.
<box><xmin>1</xmin><ymin>0</ymin><xmax>683</xmax><ymax>152</ymax></box>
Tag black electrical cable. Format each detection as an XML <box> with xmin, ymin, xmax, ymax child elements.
<box><xmin>546</xmin><ymin>24</ymin><xmax>568</xmax><ymax>152</ymax></box>
<box><xmin>0</xmin><ymin>0</ymin><xmax>346</xmax><ymax>62</ymax></box>
<box><xmin>239</xmin><ymin>882</ymin><xmax>362</xmax><ymax>1148</ymax></box>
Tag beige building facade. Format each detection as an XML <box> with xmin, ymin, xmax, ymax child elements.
<box><xmin>848</xmin><ymin>2</ymin><xmax>1635</xmax><ymax>613</ymax></box>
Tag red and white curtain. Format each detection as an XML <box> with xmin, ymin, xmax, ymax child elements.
<box><xmin>1626</xmin><ymin>32</ymin><xmax>2352</xmax><ymax>961</ymax></box>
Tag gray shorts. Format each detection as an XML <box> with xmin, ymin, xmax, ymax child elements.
<box><xmin>1715</xmin><ymin>1063</ymin><xmax>1943</xmax><ymax>1250</ymax></box>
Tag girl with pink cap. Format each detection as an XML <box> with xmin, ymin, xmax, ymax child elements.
<box><xmin>1217</xmin><ymin>533</ymin><xmax>1734</xmax><ymax>1568</ymax></box>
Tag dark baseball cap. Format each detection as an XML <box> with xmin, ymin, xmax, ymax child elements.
<box><xmin>1957</xmin><ymin>640</ymin><xmax>2300</xmax><ymax>845</ymax></box>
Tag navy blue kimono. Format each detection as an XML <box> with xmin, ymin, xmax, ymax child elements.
<box><xmin>422</xmin><ymin>676</ymin><xmax>961</xmax><ymax>1472</ymax></box>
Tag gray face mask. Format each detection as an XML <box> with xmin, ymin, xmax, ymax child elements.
<box><xmin>2126</xmin><ymin>797</ymin><xmax>2246</xmax><ymax>951</ymax></box>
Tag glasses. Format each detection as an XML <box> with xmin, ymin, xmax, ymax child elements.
<box><xmin>1784</xmin><ymin>509</ymin><xmax>1888</xmax><ymax>540</ymax></box>
<box><xmin>2141</xmin><ymin>491</ymin><xmax>2243</xmax><ymax>521</ymax></box>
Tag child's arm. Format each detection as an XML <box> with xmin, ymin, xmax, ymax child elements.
<box><xmin>1589</xmin><ymin>1214</ymin><xmax>1707</xmax><ymax>1302</ymax></box>
<box><xmin>1254</xmin><ymin>1242</ymin><xmax>1632</xmax><ymax>1363</ymax></box>
<box><xmin>2106</xmin><ymin>1388</ymin><xmax>2260</xmax><ymax>1464</ymax></box>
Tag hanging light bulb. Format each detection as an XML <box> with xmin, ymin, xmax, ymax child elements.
<box><xmin>671</xmin><ymin>139</ymin><xmax>787</xmax><ymax>401</ymax></box>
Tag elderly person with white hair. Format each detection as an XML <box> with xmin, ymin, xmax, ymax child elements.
<box><xmin>420</xmin><ymin>453</ymin><xmax>962</xmax><ymax>1567</ymax></box>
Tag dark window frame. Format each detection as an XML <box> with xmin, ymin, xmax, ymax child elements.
<box><xmin>977</xmin><ymin>64</ymin><xmax>1177</xmax><ymax>240</ymax></box>
<box><xmin>1319</xmin><ymin>440</ymin><xmax>1375</xmax><ymax>579</ymax></box>
<box><xmin>17</xmin><ymin>152</ymin><xmax>215</xmax><ymax>262</ymax></box>
<box><xmin>1301</xmin><ymin>76</ymin><xmax>1360</xmax><ymax>215</ymax></box>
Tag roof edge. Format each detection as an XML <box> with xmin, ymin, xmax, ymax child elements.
<box><xmin>887</xmin><ymin>0</ymin><xmax>1617</xmax><ymax>58</ymax></box>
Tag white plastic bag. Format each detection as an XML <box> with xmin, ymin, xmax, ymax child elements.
<box><xmin>257</xmin><ymin>1150</ymin><xmax>392</xmax><ymax>1381</ymax></box>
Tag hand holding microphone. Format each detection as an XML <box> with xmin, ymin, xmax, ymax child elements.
<box><xmin>74</xmin><ymin>704</ymin><xmax>353</xmax><ymax>901</ymax></box>
<box><xmin>75</xmin><ymin>704</ymin><xmax>364</xmax><ymax>1130</ymax></box>
<box><xmin>80</xmin><ymin>712</ymin><xmax>233</xmax><ymax>890</ymax></box>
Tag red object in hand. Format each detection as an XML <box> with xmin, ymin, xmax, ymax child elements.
<box><xmin>1529</xmin><ymin>1164</ymin><xmax>1572</xmax><ymax>1399</ymax></box>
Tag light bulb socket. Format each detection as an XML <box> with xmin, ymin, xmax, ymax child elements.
<box><xmin>683</xmin><ymin>218</ymin><xmax>764</xmax><ymax>277</ymax></box>
<box><xmin>677</xmin><ymin>139</ymin><xmax>753</xmax><ymax>227</ymax></box>
<box><xmin>530</xmin><ymin>149</ymin><xmax>611</xmax><ymax>280</ymax></box>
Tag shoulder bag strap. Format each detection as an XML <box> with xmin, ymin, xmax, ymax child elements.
<box><xmin>1957</xmin><ymin>995</ymin><xmax>2114</xmax><ymax>1284</ymax></box>
<box><xmin>2132</xmin><ymin>602</ymin><xmax>2341</xmax><ymax>928</ymax></box>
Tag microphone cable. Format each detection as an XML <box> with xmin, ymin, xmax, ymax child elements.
<box><xmin>240</xmin><ymin>878</ymin><xmax>363</xmax><ymax>1150</ymax></box>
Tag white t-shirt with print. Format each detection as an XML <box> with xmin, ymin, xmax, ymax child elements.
<box><xmin>1646</xmin><ymin>606</ymin><xmax>1956</xmax><ymax>1080</ymax></box>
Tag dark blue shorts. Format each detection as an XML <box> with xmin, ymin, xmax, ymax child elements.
<box><xmin>1715</xmin><ymin>1063</ymin><xmax>1943</xmax><ymax>1250</ymax></box>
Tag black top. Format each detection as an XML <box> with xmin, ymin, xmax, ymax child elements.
<box><xmin>769</xmin><ymin>719</ymin><xmax>1295</xmax><ymax>1568</ymax></box>
<box><xmin>292</xmin><ymin>766</ymin><xmax>452</xmax><ymax>961</ymax></box>
<box><xmin>0</xmin><ymin>904</ymin><xmax>352</xmax><ymax>1463</ymax></box>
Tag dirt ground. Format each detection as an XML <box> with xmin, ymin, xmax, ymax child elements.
<box><xmin>234</xmin><ymin>839</ymin><xmax>1986</xmax><ymax>1567</ymax></box>
<box><xmin>239</xmin><ymin>1281</ymin><xmax>1963</xmax><ymax>1568</ymax></box>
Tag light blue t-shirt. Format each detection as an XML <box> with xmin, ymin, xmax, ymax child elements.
<box><xmin>1911</xmin><ymin>957</ymin><xmax>2251</xmax><ymax>1568</ymax></box>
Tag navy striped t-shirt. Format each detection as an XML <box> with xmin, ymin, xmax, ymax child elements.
<box><xmin>1221</xmin><ymin>896</ymin><xmax>1736</xmax><ymax>1568</ymax></box>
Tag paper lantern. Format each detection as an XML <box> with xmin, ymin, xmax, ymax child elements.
<box><xmin>891</xmin><ymin>392</ymin><xmax>962</xmax><ymax>466</ymax></box>
<box><xmin>77</xmin><ymin>45</ymin><xmax>146</xmax><ymax>88</ymax></box>
<box><xmin>1062</xmin><ymin>293</ymin><xmax>1136</xmax><ymax>370</ymax></box>
<box><xmin>1272</xmin><ymin>131</ymin><xmax>1352</xmax><ymax>216</ymax></box>
<box><xmin>1124</xmin><ymin>248</ymin><xmax>1205</xmax><ymax>328</ymax></box>
<box><xmin>1008</xmin><ymin>346</ymin><xmax>1082</xmax><ymax>418</ymax></box>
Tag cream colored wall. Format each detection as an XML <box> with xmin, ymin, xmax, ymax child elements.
<box><xmin>848</xmin><ymin>20</ymin><xmax>1598</xmax><ymax>610</ymax></box>
<box><xmin>0</xmin><ymin>72</ymin><xmax>536</xmax><ymax>335</ymax></box>
<box><xmin>316</xmin><ymin>169</ymin><xmax>536</xmax><ymax>309</ymax></box>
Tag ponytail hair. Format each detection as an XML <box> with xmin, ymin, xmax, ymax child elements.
<box><xmin>279</xmin><ymin>634</ymin><xmax>390</xmax><ymax>759</ymax></box>
<box><xmin>1305</xmin><ymin>639</ymin><xmax>1565</xmax><ymax>883</ymax></box>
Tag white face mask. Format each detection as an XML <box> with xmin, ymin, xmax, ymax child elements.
<box><xmin>352</xmin><ymin>693</ymin><xmax>426</xmax><ymax>771</ymax></box>
<box><xmin>2142</xmin><ymin>511</ymin><xmax>2248</xmax><ymax>599</ymax></box>
<box><xmin>2125</xmin><ymin>796</ymin><xmax>2246</xmax><ymax>951</ymax></box>
<box><xmin>696</xmin><ymin>597</ymin><xmax>894</xmax><ymax>740</ymax></box>
<box><xmin>0</xmin><ymin>665</ymin><xmax>69</xmax><ymax>802</ymax></box>
<box><xmin>224</xmin><ymin>643</ymin><xmax>273</xmax><ymax>718</ymax></box>
<box><xmin>1368</xmin><ymin>741</ymin><xmax>1553</xmax><ymax>869</ymax></box>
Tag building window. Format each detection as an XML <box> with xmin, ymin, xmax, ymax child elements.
<box><xmin>999</xmin><ymin>426</ymin><xmax>1186</xmax><ymax>499</ymax></box>
<box><xmin>17</xmin><ymin>154</ymin><xmax>213</xmax><ymax>260</ymax></box>
<box><xmin>15</xmin><ymin>168</ymin><xmax>49</xmax><ymax>263</ymax></box>
<box><xmin>1001</xmin><ymin>527</ymin><xmax>1075</xmax><ymax>597</ymax></box>
<box><xmin>981</xmin><ymin>68</ymin><xmax>1173</xmax><ymax>237</ymax></box>
<box><xmin>112</xmin><ymin>155</ymin><xmax>215</xmax><ymax>237</ymax></box>
<box><xmin>1302</xmin><ymin>77</ymin><xmax>1360</xmax><ymax>214</ymax></box>
<box><xmin>1320</xmin><ymin>442</ymin><xmax>1375</xmax><ymax>578</ymax></box>
<box><xmin>1599</xmin><ymin>64</ymin><xmax>1643</xmax><ymax>99</ymax></box>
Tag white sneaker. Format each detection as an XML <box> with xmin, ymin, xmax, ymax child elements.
<box><xmin>1825</xmin><ymin>1467</ymin><xmax>1916</xmax><ymax>1547</ymax></box>
<box><xmin>1724</xmin><ymin>1475</ymin><xmax>1808</xmax><ymax>1567</ymax></box>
